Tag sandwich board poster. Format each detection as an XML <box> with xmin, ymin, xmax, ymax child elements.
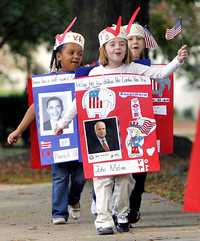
<box><xmin>32</xmin><ymin>72</ymin><xmax>80</xmax><ymax>165</ymax></box>
<box><xmin>152</xmin><ymin>67</ymin><xmax>174</xmax><ymax>154</ymax></box>
<box><xmin>75</xmin><ymin>73</ymin><xmax>160</xmax><ymax>178</ymax></box>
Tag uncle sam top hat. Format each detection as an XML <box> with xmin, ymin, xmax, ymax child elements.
<box><xmin>98</xmin><ymin>16</ymin><xmax>127</xmax><ymax>47</ymax></box>
<box><xmin>54</xmin><ymin>17</ymin><xmax>85</xmax><ymax>50</ymax></box>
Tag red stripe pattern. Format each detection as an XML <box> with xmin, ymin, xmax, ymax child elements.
<box><xmin>165</xmin><ymin>19</ymin><xmax>182</xmax><ymax>40</ymax></box>
<box><xmin>144</xmin><ymin>27</ymin><xmax>158</xmax><ymax>49</ymax></box>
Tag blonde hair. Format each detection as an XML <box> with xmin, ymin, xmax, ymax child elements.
<box><xmin>99</xmin><ymin>42</ymin><xmax>133</xmax><ymax>66</ymax></box>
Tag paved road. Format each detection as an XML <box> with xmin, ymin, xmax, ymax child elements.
<box><xmin>0</xmin><ymin>182</ymin><xmax>199</xmax><ymax>241</ymax></box>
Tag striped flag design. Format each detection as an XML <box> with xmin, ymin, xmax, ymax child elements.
<box><xmin>144</xmin><ymin>27</ymin><xmax>158</xmax><ymax>49</ymax></box>
<box><xmin>133</xmin><ymin>119</ymin><xmax>156</xmax><ymax>136</ymax></box>
<box><xmin>165</xmin><ymin>19</ymin><xmax>183</xmax><ymax>40</ymax></box>
<box><xmin>41</xmin><ymin>141</ymin><xmax>52</xmax><ymax>149</ymax></box>
<box><xmin>89</xmin><ymin>90</ymin><xmax>103</xmax><ymax>109</ymax></box>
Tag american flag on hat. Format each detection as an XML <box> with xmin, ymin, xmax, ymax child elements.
<box><xmin>165</xmin><ymin>18</ymin><xmax>183</xmax><ymax>40</ymax></box>
<box><xmin>143</xmin><ymin>27</ymin><xmax>158</xmax><ymax>49</ymax></box>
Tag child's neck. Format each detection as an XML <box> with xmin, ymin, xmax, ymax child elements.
<box><xmin>105</xmin><ymin>62</ymin><xmax>122</xmax><ymax>69</ymax></box>
<box><xmin>61</xmin><ymin>68</ymin><xmax>75</xmax><ymax>72</ymax></box>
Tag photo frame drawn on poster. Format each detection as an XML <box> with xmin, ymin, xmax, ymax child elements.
<box><xmin>38</xmin><ymin>91</ymin><xmax>74</xmax><ymax>136</ymax></box>
<box><xmin>83</xmin><ymin>117</ymin><xmax>122</xmax><ymax>163</ymax></box>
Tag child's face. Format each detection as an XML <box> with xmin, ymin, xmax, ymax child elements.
<box><xmin>57</xmin><ymin>43</ymin><xmax>83</xmax><ymax>72</ymax></box>
<box><xmin>127</xmin><ymin>36</ymin><xmax>145</xmax><ymax>60</ymax></box>
<box><xmin>105</xmin><ymin>38</ymin><xmax>127</xmax><ymax>67</ymax></box>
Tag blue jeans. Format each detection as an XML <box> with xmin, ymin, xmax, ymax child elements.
<box><xmin>51</xmin><ymin>161</ymin><xmax>85</xmax><ymax>220</ymax></box>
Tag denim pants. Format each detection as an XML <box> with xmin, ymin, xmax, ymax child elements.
<box><xmin>51</xmin><ymin>161</ymin><xmax>85</xmax><ymax>220</ymax></box>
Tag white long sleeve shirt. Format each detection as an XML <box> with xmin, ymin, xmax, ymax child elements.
<box><xmin>57</xmin><ymin>56</ymin><xmax>182</xmax><ymax>129</ymax></box>
<box><xmin>56</xmin><ymin>99</ymin><xmax>77</xmax><ymax>129</ymax></box>
<box><xmin>88</xmin><ymin>56</ymin><xmax>181</xmax><ymax>77</ymax></box>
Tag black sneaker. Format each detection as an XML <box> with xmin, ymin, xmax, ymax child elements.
<box><xmin>116</xmin><ymin>222</ymin><xmax>129</xmax><ymax>232</ymax></box>
<box><xmin>96</xmin><ymin>227</ymin><xmax>114</xmax><ymax>235</ymax></box>
<box><xmin>128</xmin><ymin>211</ymin><xmax>141</xmax><ymax>224</ymax></box>
<box><xmin>114</xmin><ymin>214</ymin><xmax>129</xmax><ymax>232</ymax></box>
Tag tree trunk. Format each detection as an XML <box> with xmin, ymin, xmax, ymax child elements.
<box><xmin>70</xmin><ymin>0</ymin><xmax>149</xmax><ymax>63</ymax></box>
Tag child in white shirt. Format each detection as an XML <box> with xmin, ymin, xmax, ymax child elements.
<box><xmin>55</xmin><ymin>17</ymin><xmax>188</xmax><ymax>235</ymax></box>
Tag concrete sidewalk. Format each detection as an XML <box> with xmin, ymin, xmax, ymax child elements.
<box><xmin>0</xmin><ymin>182</ymin><xmax>199</xmax><ymax>241</ymax></box>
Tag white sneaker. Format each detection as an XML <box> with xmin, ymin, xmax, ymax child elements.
<box><xmin>52</xmin><ymin>217</ymin><xmax>67</xmax><ymax>225</ymax></box>
<box><xmin>68</xmin><ymin>203</ymin><xmax>80</xmax><ymax>219</ymax></box>
<box><xmin>90</xmin><ymin>199</ymin><xmax>97</xmax><ymax>215</ymax></box>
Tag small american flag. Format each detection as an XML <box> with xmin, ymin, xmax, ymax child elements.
<box><xmin>143</xmin><ymin>27</ymin><xmax>158</xmax><ymax>49</ymax></box>
<box><xmin>132</xmin><ymin>118</ymin><xmax>156</xmax><ymax>136</ymax></box>
<box><xmin>41</xmin><ymin>141</ymin><xmax>52</xmax><ymax>149</ymax></box>
<box><xmin>89</xmin><ymin>89</ymin><xmax>103</xmax><ymax>109</ymax></box>
<box><xmin>165</xmin><ymin>18</ymin><xmax>183</xmax><ymax>40</ymax></box>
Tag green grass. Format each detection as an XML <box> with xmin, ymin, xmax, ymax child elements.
<box><xmin>145</xmin><ymin>154</ymin><xmax>188</xmax><ymax>204</ymax></box>
<box><xmin>0</xmin><ymin>147</ymin><xmax>51</xmax><ymax>184</ymax></box>
<box><xmin>0</xmin><ymin>159</ymin><xmax>51</xmax><ymax>184</ymax></box>
<box><xmin>0</xmin><ymin>90</ymin><xmax>24</xmax><ymax>96</ymax></box>
<box><xmin>0</xmin><ymin>146</ymin><xmax>28</xmax><ymax>158</ymax></box>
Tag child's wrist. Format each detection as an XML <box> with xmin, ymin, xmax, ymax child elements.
<box><xmin>16</xmin><ymin>127</ymin><xmax>23</xmax><ymax>135</ymax></box>
<box><xmin>176</xmin><ymin>56</ymin><xmax>184</xmax><ymax>65</ymax></box>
